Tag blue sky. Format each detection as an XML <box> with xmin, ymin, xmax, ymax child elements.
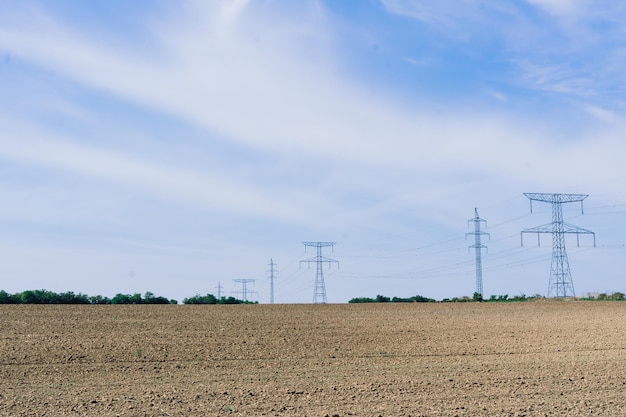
<box><xmin>1</xmin><ymin>0</ymin><xmax>626</xmax><ymax>302</ymax></box>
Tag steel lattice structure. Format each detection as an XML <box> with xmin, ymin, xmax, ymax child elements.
<box><xmin>267</xmin><ymin>259</ymin><xmax>277</xmax><ymax>305</ymax></box>
<box><xmin>233</xmin><ymin>279</ymin><xmax>257</xmax><ymax>302</ymax></box>
<box><xmin>300</xmin><ymin>242</ymin><xmax>339</xmax><ymax>304</ymax></box>
<box><xmin>521</xmin><ymin>193</ymin><xmax>596</xmax><ymax>298</ymax></box>
<box><xmin>466</xmin><ymin>208</ymin><xmax>489</xmax><ymax>298</ymax></box>
<box><xmin>216</xmin><ymin>281</ymin><xmax>223</xmax><ymax>299</ymax></box>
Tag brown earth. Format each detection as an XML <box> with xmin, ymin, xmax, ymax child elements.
<box><xmin>1</xmin><ymin>302</ymin><xmax>626</xmax><ymax>416</ymax></box>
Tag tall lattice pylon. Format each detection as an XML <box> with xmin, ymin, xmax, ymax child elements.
<box><xmin>300</xmin><ymin>242</ymin><xmax>339</xmax><ymax>304</ymax></box>
<box><xmin>466</xmin><ymin>208</ymin><xmax>489</xmax><ymax>298</ymax></box>
<box><xmin>521</xmin><ymin>193</ymin><xmax>596</xmax><ymax>298</ymax></box>
<box><xmin>267</xmin><ymin>259</ymin><xmax>277</xmax><ymax>304</ymax></box>
<box><xmin>216</xmin><ymin>281</ymin><xmax>223</xmax><ymax>299</ymax></box>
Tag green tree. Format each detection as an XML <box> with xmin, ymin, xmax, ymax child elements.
<box><xmin>89</xmin><ymin>295</ymin><xmax>111</xmax><ymax>304</ymax></box>
<box><xmin>21</xmin><ymin>290</ymin><xmax>47</xmax><ymax>304</ymax></box>
<box><xmin>111</xmin><ymin>293</ymin><xmax>132</xmax><ymax>304</ymax></box>
<box><xmin>183</xmin><ymin>294</ymin><xmax>218</xmax><ymax>304</ymax></box>
<box><xmin>57</xmin><ymin>291</ymin><xmax>90</xmax><ymax>304</ymax></box>
<box><xmin>0</xmin><ymin>290</ymin><xmax>19</xmax><ymax>304</ymax></box>
<box><xmin>218</xmin><ymin>296</ymin><xmax>244</xmax><ymax>304</ymax></box>
<box><xmin>375</xmin><ymin>295</ymin><xmax>390</xmax><ymax>303</ymax></box>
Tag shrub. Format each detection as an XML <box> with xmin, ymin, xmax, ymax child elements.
<box><xmin>348</xmin><ymin>297</ymin><xmax>376</xmax><ymax>303</ymax></box>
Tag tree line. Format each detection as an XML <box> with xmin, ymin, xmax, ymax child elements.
<box><xmin>2</xmin><ymin>289</ymin><xmax>624</xmax><ymax>304</ymax></box>
<box><xmin>349</xmin><ymin>294</ymin><xmax>436</xmax><ymax>303</ymax></box>
<box><xmin>0</xmin><ymin>290</ymin><xmax>177</xmax><ymax>304</ymax></box>
<box><xmin>0</xmin><ymin>290</ymin><xmax>256</xmax><ymax>305</ymax></box>
<box><xmin>351</xmin><ymin>292</ymin><xmax>626</xmax><ymax>303</ymax></box>
<box><xmin>182</xmin><ymin>293</ymin><xmax>257</xmax><ymax>304</ymax></box>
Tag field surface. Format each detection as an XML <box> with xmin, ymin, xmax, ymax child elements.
<box><xmin>1</xmin><ymin>302</ymin><xmax>626</xmax><ymax>416</ymax></box>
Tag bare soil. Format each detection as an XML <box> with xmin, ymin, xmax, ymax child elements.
<box><xmin>1</xmin><ymin>302</ymin><xmax>626</xmax><ymax>416</ymax></box>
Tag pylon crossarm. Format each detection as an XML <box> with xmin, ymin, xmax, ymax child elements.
<box><xmin>300</xmin><ymin>258</ymin><xmax>318</xmax><ymax>265</ymax></box>
<box><xmin>523</xmin><ymin>193</ymin><xmax>588</xmax><ymax>203</ymax></box>
<box><xmin>302</xmin><ymin>257</ymin><xmax>338</xmax><ymax>265</ymax></box>
<box><xmin>521</xmin><ymin>223</ymin><xmax>552</xmax><ymax>246</ymax></box>
<box><xmin>561</xmin><ymin>222</ymin><xmax>595</xmax><ymax>235</ymax></box>
<box><xmin>302</xmin><ymin>241</ymin><xmax>336</xmax><ymax>250</ymax></box>
<box><xmin>467</xmin><ymin>219</ymin><xmax>487</xmax><ymax>228</ymax></box>
<box><xmin>466</xmin><ymin>232</ymin><xmax>489</xmax><ymax>238</ymax></box>
<box><xmin>469</xmin><ymin>244</ymin><xmax>489</xmax><ymax>254</ymax></box>
<box><xmin>522</xmin><ymin>222</ymin><xmax>554</xmax><ymax>233</ymax></box>
<box><xmin>570</xmin><ymin>230</ymin><xmax>596</xmax><ymax>247</ymax></box>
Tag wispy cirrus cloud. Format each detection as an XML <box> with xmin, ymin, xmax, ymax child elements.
<box><xmin>0</xmin><ymin>118</ymin><xmax>317</xmax><ymax>224</ymax></box>
<box><xmin>379</xmin><ymin>0</ymin><xmax>626</xmax><ymax>114</ymax></box>
<box><xmin>525</xmin><ymin>0</ymin><xmax>587</xmax><ymax>16</ymax></box>
<box><xmin>0</xmin><ymin>0</ymin><xmax>623</xmax><ymax>225</ymax></box>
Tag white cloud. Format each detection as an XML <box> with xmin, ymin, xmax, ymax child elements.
<box><xmin>525</xmin><ymin>0</ymin><xmax>588</xmax><ymax>17</ymax></box>
<box><xmin>379</xmin><ymin>0</ymin><xmax>626</xmax><ymax>115</ymax></box>
<box><xmin>1</xmin><ymin>1</ymin><xmax>623</xmax><ymax>224</ymax></box>
<box><xmin>378</xmin><ymin>0</ymin><xmax>494</xmax><ymax>29</ymax></box>
<box><xmin>0</xmin><ymin>6</ymin><xmax>447</xmax><ymax>169</ymax></box>
<box><xmin>585</xmin><ymin>106</ymin><xmax>621</xmax><ymax>124</ymax></box>
<box><xmin>2</xmin><ymin>3</ymin><xmax>624</xmax><ymax>198</ymax></box>
<box><xmin>486</xmin><ymin>89</ymin><xmax>508</xmax><ymax>101</ymax></box>
<box><xmin>0</xmin><ymin>119</ymin><xmax>315</xmax><ymax>224</ymax></box>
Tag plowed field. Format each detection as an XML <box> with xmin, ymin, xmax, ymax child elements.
<box><xmin>1</xmin><ymin>302</ymin><xmax>626</xmax><ymax>416</ymax></box>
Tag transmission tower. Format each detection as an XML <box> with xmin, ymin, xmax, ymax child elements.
<box><xmin>300</xmin><ymin>242</ymin><xmax>339</xmax><ymax>304</ymax></box>
<box><xmin>216</xmin><ymin>281</ymin><xmax>223</xmax><ymax>299</ymax></box>
<box><xmin>267</xmin><ymin>259</ymin><xmax>277</xmax><ymax>304</ymax></box>
<box><xmin>521</xmin><ymin>193</ymin><xmax>596</xmax><ymax>298</ymax></box>
<box><xmin>232</xmin><ymin>279</ymin><xmax>257</xmax><ymax>302</ymax></box>
<box><xmin>466</xmin><ymin>208</ymin><xmax>489</xmax><ymax>298</ymax></box>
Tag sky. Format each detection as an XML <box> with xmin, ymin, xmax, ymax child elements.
<box><xmin>1</xmin><ymin>0</ymin><xmax>626</xmax><ymax>303</ymax></box>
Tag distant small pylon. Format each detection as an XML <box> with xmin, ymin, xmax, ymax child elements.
<box><xmin>466</xmin><ymin>208</ymin><xmax>489</xmax><ymax>298</ymax></box>
<box><xmin>232</xmin><ymin>279</ymin><xmax>257</xmax><ymax>302</ymax></box>
<box><xmin>216</xmin><ymin>281</ymin><xmax>223</xmax><ymax>299</ymax></box>
<box><xmin>268</xmin><ymin>259</ymin><xmax>277</xmax><ymax>304</ymax></box>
